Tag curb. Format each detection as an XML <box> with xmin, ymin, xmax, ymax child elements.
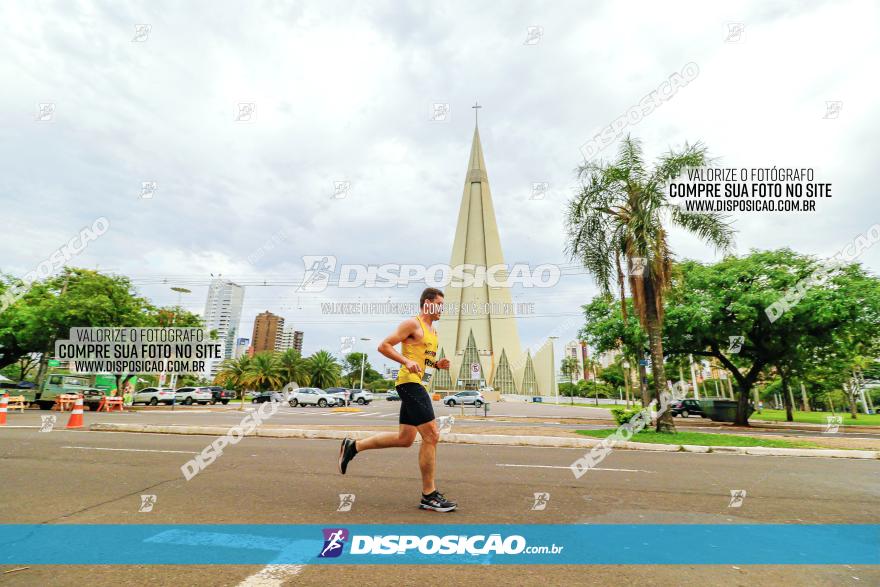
<box><xmin>88</xmin><ymin>423</ymin><xmax>880</xmax><ymax>459</ymax></box>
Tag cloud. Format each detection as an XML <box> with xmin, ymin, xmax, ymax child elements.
<box><xmin>1</xmin><ymin>0</ymin><xmax>877</xmax><ymax>365</ymax></box>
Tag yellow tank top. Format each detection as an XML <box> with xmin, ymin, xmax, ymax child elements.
<box><xmin>396</xmin><ymin>316</ymin><xmax>438</xmax><ymax>386</ymax></box>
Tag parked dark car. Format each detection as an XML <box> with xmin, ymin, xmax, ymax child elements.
<box><xmin>251</xmin><ymin>391</ymin><xmax>283</xmax><ymax>404</ymax></box>
<box><xmin>206</xmin><ymin>386</ymin><xmax>234</xmax><ymax>405</ymax></box>
<box><xmin>81</xmin><ymin>388</ymin><xmax>107</xmax><ymax>411</ymax></box>
<box><xmin>386</xmin><ymin>389</ymin><xmax>400</xmax><ymax>401</ymax></box>
<box><xmin>671</xmin><ymin>399</ymin><xmax>706</xmax><ymax>418</ymax></box>
<box><xmin>699</xmin><ymin>398</ymin><xmax>755</xmax><ymax>422</ymax></box>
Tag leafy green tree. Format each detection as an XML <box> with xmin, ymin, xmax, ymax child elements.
<box><xmin>1</xmin><ymin>269</ymin><xmax>149</xmax><ymax>370</ymax></box>
<box><xmin>341</xmin><ymin>352</ymin><xmax>381</xmax><ymax>388</ymax></box>
<box><xmin>663</xmin><ymin>250</ymin><xmax>880</xmax><ymax>424</ymax></box>
<box><xmin>579</xmin><ymin>295</ymin><xmax>648</xmax><ymax>405</ymax></box>
<box><xmin>0</xmin><ymin>268</ymin><xmax>204</xmax><ymax>397</ymax></box>
<box><xmin>558</xmin><ymin>382</ymin><xmax>578</xmax><ymax>398</ymax></box>
<box><xmin>0</xmin><ymin>353</ymin><xmax>40</xmax><ymax>382</ymax></box>
<box><xmin>367</xmin><ymin>379</ymin><xmax>394</xmax><ymax>392</ymax></box>
<box><xmin>306</xmin><ymin>350</ymin><xmax>341</xmax><ymax>389</ymax></box>
<box><xmin>581</xmin><ymin>380</ymin><xmax>615</xmax><ymax>402</ymax></box>
<box><xmin>565</xmin><ymin>136</ymin><xmax>735</xmax><ymax>432</ymax></box>
<box><xmin>599</xmin><ymin>362</ymin><xmax>626</xmax><ymax>389</ymax></box>
<box><xmin>560</xmin><ymin>356</ymin><xmax>580</xmax><ymax>404</ymax></box>
<box><xmin>560</xmin><ymin>356</ymin><xmax>579</xmax><ymax>382</ymax></box>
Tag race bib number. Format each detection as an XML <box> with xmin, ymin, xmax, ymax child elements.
<box><xmin>421</xmin><ymin>366</ymin><xmax>435</xmax><ymax>385</ymax></box>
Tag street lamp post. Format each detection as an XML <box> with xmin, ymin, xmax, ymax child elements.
<box><xmin>167</xmin><ymin>287</ymin><xmax>191</xmax><ymax>409</ymax></box>
<box><xmin>358</xmin><ymin>337</ymin><xmax>371</xmax><ymax>391</ymax></box>
<box><xmin>549</xmin><ymin>336</ymin><xmax>559</xmax><ymax>405</ymax></box>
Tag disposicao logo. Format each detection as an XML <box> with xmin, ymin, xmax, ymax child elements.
<box><xmin>319</xmin><ymin>528</ymin><xmax>348</xmax><ymax>558</ymax></box>
<box><xmin>317</xmin><ymin>529</ymin><xmax>561</xmax><ymax>558</ymax></box>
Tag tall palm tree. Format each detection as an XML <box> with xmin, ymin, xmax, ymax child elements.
<box><xmin>277</xmin><ymin>348</ymin><xmax>309</xmax><ymax>388</ymax></box>
<box><xmin>565</xmin><ymin>136</ymin><xmax>735</xmax><ymax>432</ymax></box>
<box><xmin>215</xmin><ymin>355</ymin><xmax>252</xmax><ymax>392</ymax></box>
<box><xmin>560</xmin><ymin>356</ymin><xmax>580</xmax><ymax>404</ymax></box>
<box><xmin>243</xmin><ymin>351</ymin><xmax>283</xmax><ymax>392</ymax></box>
<box><xmin>306</xmin><ymin>350</ymin><xmax>341</xmax><ymax>389</ymax></box>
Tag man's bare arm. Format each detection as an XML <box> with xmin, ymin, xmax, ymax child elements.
<box><xmin>377</xmin><ymin>318</ymin><xmax>422</xmax><ymax>375</ymax></box>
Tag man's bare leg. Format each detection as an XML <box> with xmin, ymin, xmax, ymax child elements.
<box><xmin>416</xmin><ymin>420</ymin><xmax>439</xmax><ymax>494</ymax></box>
<box><xmin>356</xmin><ymin>424</ymin><xmax>416</xmax><ymax>451</ymax></box>
<box><xmin>339</xmin><ymin>425</ymin><xmax>415</xmax><ymax>475</ymax></box>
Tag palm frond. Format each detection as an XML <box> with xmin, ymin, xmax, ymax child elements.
<box><xmin>669</xmin><ymin>206</ymin><xmax>736</xmax><ymax>252</ymax></box>
<box><xmin>651</xmin><ymin>141</ymin><xmax>711</xmax><ymax>184</ymax></box>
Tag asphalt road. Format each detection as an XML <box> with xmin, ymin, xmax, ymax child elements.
<box><xmin>1</xmin><ymin>423</ymin><xmax>878</xmax><ymax>586</ymax></box>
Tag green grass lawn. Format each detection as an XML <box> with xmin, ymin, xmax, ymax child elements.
<box><xmin>575</xmin><ymin>429</ymin><xmax>820</xmax><ymax>449</ymax></box>
<box><xmin>750</xmin><ymin>409</ymin><xmax>880</xmax><ymax>426</ymax></box>
<box><xmin>563</xmin><ymin>402</ymin><xmax>643</xmax><ymax>410</ymax></box>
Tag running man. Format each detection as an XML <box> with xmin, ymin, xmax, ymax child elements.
<box><xmin>337</xmin><ymin>287</ymin><xmax>456</xmax><ymax>512</ymax></box>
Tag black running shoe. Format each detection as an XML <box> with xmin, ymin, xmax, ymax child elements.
<box><xmin>420</xmin><ymin>490</ymin><xmax>457</xmax><ymax>512</ymax></box>
<box><xmin>338</xmin><ymin>438</ymin><xmax>357</xmax><ymax>474</ymax></box>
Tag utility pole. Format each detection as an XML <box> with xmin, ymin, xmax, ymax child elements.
<box><xmin>358</xmin><ymin>337</ymin><xmax>371</xmax><ymax>391</ymax></box>
<box><xmin>549</xmin><ymin>336</ymin><xmax>559</xmax><ymax>404</ymax></box>
<box><xmin>689</xmin><ymin>354</ymin><xmax>700</xmax><ymax>399</ymax></box>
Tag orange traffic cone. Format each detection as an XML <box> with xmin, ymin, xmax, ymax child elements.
<box><xmin>66</xmin><ymin>395</ymin><xmax>84</xmax><ymax>429</ymax></box>
<box><xmin>0</xmin><ymin>393</ymin><xmax>7</xmax><ymax>425</ymax></box>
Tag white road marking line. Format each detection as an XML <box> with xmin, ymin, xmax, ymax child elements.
<box><xmin>62</xmin><ymin>446</ymin><xmax>198</xmax><ymax>454</ymax></box>
<box><xmin>0</xmin><ymin>426</ymin><xmax>41</xmax><ymax>428</ymax></box>
<box><xmin>378</xmin><ymin>413</ymin><xmax>398</xmax><ymax>418</ymax></box>
<box><xmin>237</xmin><ymin>564</ymin><xmax>304</xmax><ymax>586</ymax></box>
<box><xmin>145</xmin><ymin>410</ymin><xmax>215</xmax><ymax>414</ymax></box>
<box><xmin>496</xmin><ymin>463</ymin><xmax>653</xmax><ymax>473</ymax></box>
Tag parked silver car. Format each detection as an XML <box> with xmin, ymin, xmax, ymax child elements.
<box><xmin>325</xmin><ymin>387</ymin><xmax>351</xmax><ymax>406</ymax></box>
<box><xmin>133</xmin><ymin>387</ymin><xmax>176</xmax><ymax>405</ymax></box>
<box><xmin>348</xmin><ymin>388</ymin><xmax>373</xmax><ymax>405</ymax></box>
<box><xmin>174</xmin><ymin>386</ymin><xmax>213</xmax><ymax>405</ymax></box>
<box><xmin>443</xmin><ymin>390</ymin><xmax>485</xmax><ymax>407</ymax></box>
<box><xmin>288</xmin><ymin>387</ymin><xmax>341</xmax><ymax>408</ymax></box>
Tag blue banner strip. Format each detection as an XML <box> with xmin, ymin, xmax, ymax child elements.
<box><xmin>0</xmin><ymin>524</ymin><xmax>876</xmax><ymax>565</ymax></box>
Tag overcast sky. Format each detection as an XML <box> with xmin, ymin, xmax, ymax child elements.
<box><xmin>2</xmin><ymin>0</ymin><xmax>878</xmax><ymax>372</ymax></box>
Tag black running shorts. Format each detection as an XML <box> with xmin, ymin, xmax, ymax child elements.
<box><xmin>396</xmin><ymin>382</ymin><xmax>436</xmax><ymax>427</ymax></box>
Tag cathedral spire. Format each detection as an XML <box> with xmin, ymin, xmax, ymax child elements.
<box><xmin>437</xmin><ymin>113</ymin><xmax>523</xmax><ymax>391</ymax></box>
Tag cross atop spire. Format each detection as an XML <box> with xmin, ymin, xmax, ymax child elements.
<box><xmin>472</xmin><ymin>101</ymin><xmax>482</xmax><ymax>126</ymax></box>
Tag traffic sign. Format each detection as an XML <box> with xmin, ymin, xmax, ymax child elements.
<box><xmin>470</xmin><ymin>362</ymin><xmax>481</xmax><ymax>380</ymax></box>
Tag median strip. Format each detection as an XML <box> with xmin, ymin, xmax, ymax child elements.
<box><xmin>87</xmin><ymin>423</ymin><xmax>880</xmax><ymax>459</ymax></box>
